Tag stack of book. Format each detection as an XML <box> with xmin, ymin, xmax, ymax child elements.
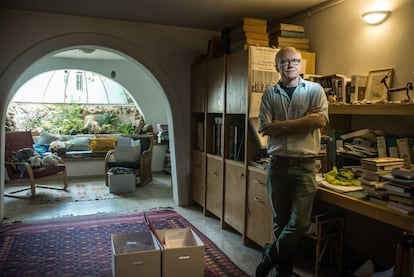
<box><xmin>359</xmin><ymin>157</ymin><xmax>406</xmax><ymax>203</ymax></box>
<box><xmin>382</xmin><ymin>168</ymin><xmax>414</xmax><ymax>214</ymax></box>
<box><xmin>229</xmin><ymin>17</ymin><xmax>269</xmax><ymax>52</ymax></box>
<box><xmin>267</xmin><ymin>23</ymin><xmax>309</xmax><ymax>50</ymax></box>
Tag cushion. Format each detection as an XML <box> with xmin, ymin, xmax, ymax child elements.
<box><xmin>65</xmin><ymin>136</ymin><xmax>91</xmax><ymax>151</ymax></box>
<box><xmin>37</xmin><ymin>130</ymin><xmax>61</xmax><ymax>145</ymax></box>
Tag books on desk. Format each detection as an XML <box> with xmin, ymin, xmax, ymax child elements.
<box><xmin>360</xmin><ymin>157</ymin><xmax>405</xmax><ymax>167</ymax></box>
<box><xmin>381</xmin><ymin>173</ymin><xmax>414</xmax><ymax>214</ymax></box>
<box><xmin>360</xmin><ymin>158</ymin><xmax>412</xmax><ymax>210</ymax></box>
<box><xmin>359</xmin><ymin>157</ymin><xmax>405</xmax><ymax>178</ymax></box>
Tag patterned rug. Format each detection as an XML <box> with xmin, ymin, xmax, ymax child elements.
<box><xmin>0</xmin><ymin>209</ymin><xmax>248</xmax><ymax>277</ymax></box>
<box><xmin>25</xmin><ymin>181</ymin><xmax>135</xmax><ymax>204</ymax></box>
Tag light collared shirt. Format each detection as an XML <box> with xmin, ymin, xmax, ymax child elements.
<box><xmin>258</xmin><ymin>77</ymin><xmax>329</xmax><ymax>157</ymax></box>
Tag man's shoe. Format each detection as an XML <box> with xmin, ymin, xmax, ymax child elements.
<box><xmin>256</xmin><ymin>243</ymin><xmax>275</xmax><ymax>277</ymax></box>
<box><xmin>275</xmin><ymin>262</ymin><xmax>295</xmax><ymax>277</ymax></box>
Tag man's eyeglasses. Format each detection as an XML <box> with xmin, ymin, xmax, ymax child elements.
<box><xmin>278</xmin><ymin>58</ymin><xmax>301</xmax><ymax>66</ymax></box>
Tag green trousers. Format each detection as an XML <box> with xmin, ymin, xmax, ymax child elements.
<box><xmin>265</xmin><ymin>157</ymin><xmax>317</xmax><ymax>268</ymax></box>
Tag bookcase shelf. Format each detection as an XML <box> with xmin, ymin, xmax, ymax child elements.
<box><xmin>317</xmin><ymin>187</ymin><xmax>414</xmax><ymax>232</ymax></box>
<box><xmin>329</xmin><ymin>103</ymin><xmax>414</xmax><ymax>116</ymax></box>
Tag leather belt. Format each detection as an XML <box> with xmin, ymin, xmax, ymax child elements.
<box><xmin>271</xmin><ymin>155</ymin><xmax>315</xmax><ymax>167</ymax></box>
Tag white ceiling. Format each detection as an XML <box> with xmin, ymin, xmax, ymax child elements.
<box><xmin>1</xmin><ymin>0</ymin><xmax>328</xmax><ymax>31</ymax></box>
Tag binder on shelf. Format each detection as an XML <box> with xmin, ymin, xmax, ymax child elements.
<box><xmin>233</xmin><ymin>123</ymin><xmax>245</xmax><ymax>161</ymax></box>
<box><xmin>386</xmin><ymin>136</ymin><xmax>400</xmax><ymax>158</ymax></box>
<box><xmin>376</xmin><ymin>136</ymin><xmax>387</xmax><ymax>158</ymax></box>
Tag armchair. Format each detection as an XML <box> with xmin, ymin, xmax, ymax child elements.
<box><xmin>4</xmin><ymin>131</ymin><xmax>68</xmax><ymax>198</ymax></box>
<box><xmin>104</xmin><ymin>135</ymin><xmax>153</xmax><ymax>186</ymax></box>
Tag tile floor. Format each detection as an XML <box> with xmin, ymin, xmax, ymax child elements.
<box><xmin>3</xmin><ymin>172</ymin><xmax>340</xmax><ymax>277</ymax></box>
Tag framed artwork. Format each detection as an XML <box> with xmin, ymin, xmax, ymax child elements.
<box><xmin>365</xmin><ymin>68</ymin><xmax>394</xmax><ymax>101</ymax></box>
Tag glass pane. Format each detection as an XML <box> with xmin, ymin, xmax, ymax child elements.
<box><xmin>13</xmin><ymin>69</ymin><xmax>133</xmax><ymax>105</ymax></box>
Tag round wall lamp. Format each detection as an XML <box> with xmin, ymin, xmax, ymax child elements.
<box><xmin>361</xmin><ymin>10</ymin><xmax>391</xmax><ymax>25</ymax></box>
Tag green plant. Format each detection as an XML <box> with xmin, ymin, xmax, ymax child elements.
<box><xmin>97</xmin><ymin>112</ymin><xmax>117</xmax><ymax>126</ymax></box>
<box><xmin>117</xmin><ymin>122</ymin><xmax>137</xmax><ymax>135</ymax></box>
<box><xmin>49</xmin><ymin>104</ymin><xmax>84</xmax><ymax>134</ymax></box>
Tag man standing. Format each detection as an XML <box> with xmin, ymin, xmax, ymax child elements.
<box><xmin>256</xmin><ymin>47</ymin><xmax>329</xmax><ymax>277</ymax></box>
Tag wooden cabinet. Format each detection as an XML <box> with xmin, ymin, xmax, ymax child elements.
<box><xmin>245</xmin><ymin>166</ymin><xmax>274</xmax><ymax>246</ymax></box>
<box><xmin>223</xmin><ymin>160</ymin><xmax>246</xmax><ymax>233</ymax></box>
<box><xmin>206</xmin><ymin>154</ymin><xmax>223</xmax><ymax>218</ymax></box>
<box><xmin>190</xmin><ymin>46</ymin><xmax>279</xmax><ymax>242</ymax></box>
<box><xmin>191</xmin><ymin>150</ymin><xmax>205</xmax><ymax>207</ymax></box>
<box><xmin>207</xmin><ymin>56</ymin><xmax>225</xmax><ymax>113</ymax></box>
<box><xmin>191</xmin><ymin>60</ymin><xmax>207</xmax><ymax>209</ymax></box>
<box><xmin>226</xmin><ymin>49</ymin><xmax>248</xmax><ymax>114</ymax></box>
<box><xmin>191</xmin><ymin>59</ymin><xmax>207</xmax><ymax>113</ymax></box>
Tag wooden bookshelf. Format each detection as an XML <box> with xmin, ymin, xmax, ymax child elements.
<box><xmin>329</xmin><ymin>103</ymin><xmax>414</xmax><ymax>116</ymax></box>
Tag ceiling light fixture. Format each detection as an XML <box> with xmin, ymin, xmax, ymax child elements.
<box><xmin>361</xmin><ymin>10</ymin><xmax>391</xmax><ymax>25</ymax></box>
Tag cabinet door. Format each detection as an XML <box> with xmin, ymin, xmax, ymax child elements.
<box><xmin>246</xmin><ymin>168</ymin><xmax>274</xmax><ymax>246</ymax></box>
<box><xmin>191</xmin><ymin>150</ymin><xmax>205</xmax><ymax>207</ymax></box>
<box><xmin>226</xmin><ymin>49</ymin><xmax>248</xmax><ymax>114</ymax></box>
<box><xmin>191</xmin><ymin>60</ymin><xmax>206</xmax><ymax>113</ymax></box>
<box><xmin>206</xmin><ymin>155</ymin><xmax>223</xmax><ymax>218</ymax></box>
<box><xmin>224</xmin><ymin>160</ymin><xmax>246</xmax><ymax>233</ymax></box>
<box><xmin>207</xmin><ymin>57</ymin><xmax>225</xmax><ymax>113</ymax></box>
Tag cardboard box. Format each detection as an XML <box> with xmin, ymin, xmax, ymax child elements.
<box><xmin>111</xmin><ymin>232</ymin><xmax>161</xmax><ymax>277</ymax></box>
<box><xmin>108</xmin><ymin>173</ymin><xmax>136</xmax><ymax>193</ymax></box>
<box><xmin>155</xmin><ymin>227</ymin><xmax>204</xmax><ymax>277</ymax></box>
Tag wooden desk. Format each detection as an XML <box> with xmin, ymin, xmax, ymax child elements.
<box><xmin>316</xmin><ymin>187</ymin><xmax>414</xmax><ymax>232</ymax></box>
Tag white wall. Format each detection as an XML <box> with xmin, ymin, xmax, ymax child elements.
<box><xmin>0</xmin><ymin>9</ymin><xmax>217</xmax><ymax>220</ymax></box>
<box><xmin>295</xmin><ymin>0</ymin><xmax>413</xmax><ymax>90</ymax></box>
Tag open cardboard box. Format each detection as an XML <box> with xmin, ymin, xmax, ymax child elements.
<box><xmin>144</xmin><ymin>213</ymin><xmax>205</xmax><ymax>277</ymax></box>
<box><xmin>156</xmin><ymin>227</ymin><xmax>204</xmax><ymax>277</ymax></box>
<box><xmin>111</xmin><ymin>232</ymin><xmax>161</xmax><ymax>277</ymax></box>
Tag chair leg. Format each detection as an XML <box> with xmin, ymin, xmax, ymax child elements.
<box><xmin>315</xmin><ymin>232</ymin><xmax>321</xmax><ymax>277</ymax></box>
<box><xmin>63</xmin><ymin>169</ymin><xmax>68</xmax><ymax>190</ymax></box>
<box><xmin>105</xmin><ymin>172</ymin><xmax>109</xmax><ymax>186</ymax></box>
<box><xmin>29</xmin><ymin>178</ymin><xmax>36</xmax><ymax>198</ymax></box>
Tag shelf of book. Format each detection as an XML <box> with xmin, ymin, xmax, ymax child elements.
<box><xmin>316</xmin><ymin>187</ymin><xmax>414</xmax><ymax>232</ymax></box>
<box><xmin>329</xmin><ymin>103</ymin><xmax>414</xmax><ymax>116</ymax></box>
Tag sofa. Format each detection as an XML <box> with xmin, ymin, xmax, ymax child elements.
<box><xmin>33</xmin><ymin>130</ymin><xmax>118</xmax><ymax>159</ymax></box>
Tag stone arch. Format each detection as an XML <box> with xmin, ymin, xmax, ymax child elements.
<box><xmin>0</xmin><ymin>32</ymin><xmax>186</xmax><ymax>219</ymax></box>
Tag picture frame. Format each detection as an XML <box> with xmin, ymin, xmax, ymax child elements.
<box><xmin>365</xmin><ymin>67</ymin><xmax>394</xmax><ymax>101</ymax></box>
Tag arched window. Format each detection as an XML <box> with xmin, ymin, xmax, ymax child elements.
<box><xmin>7</xmin><ymin>69</ymin><xmax>145</xmax><ymax>135</ymax></box>
<box><xmin>12</xmin><ymin>69</ymin><xmax>135</xmax><ymax>104</ymax></box>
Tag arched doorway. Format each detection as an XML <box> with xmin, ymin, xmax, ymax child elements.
<box><xmin>0</xmin><ymin>33</ymin><xmax>188</xmax><ymax>220</ymax></box>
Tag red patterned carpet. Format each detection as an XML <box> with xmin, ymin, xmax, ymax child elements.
<box><xmin>0</xmin><ymin>209</ymin><xmax>248</xmax><ymax>276</ymax></box>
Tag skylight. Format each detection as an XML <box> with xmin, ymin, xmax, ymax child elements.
<box><xmin>12</xmin><ymin>69</ymin><xmax>134</xmax><ymax>105</ymax></box>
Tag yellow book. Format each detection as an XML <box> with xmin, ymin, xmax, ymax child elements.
<box><xmin>268</xmin><ymin>23</ymin><xmax>305</xmax><ymax>33</ymax></box>
<box><xmin>276</xmin><ymin>36</ymin><xmax>310</xmax><ymax>44</ymax></box>
<box><xmin>243</xmin><ymin>17</ymin><xmax>267</xmax><ymax>26</ymax></box>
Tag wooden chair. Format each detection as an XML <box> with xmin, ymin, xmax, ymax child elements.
<box><xmin>304</xmin><ymin>211</ymin><xmax>344</xmax><ymax>277</ymax></box>
<box><xmin>4</xmin><ymin>131</ymin><xmax>68</xmax><ymax>198</ymax></box>
<box><xmin>104</xmin><ymin>135</ymin><xmax>153</xmax><ymax>187</ymax></box>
